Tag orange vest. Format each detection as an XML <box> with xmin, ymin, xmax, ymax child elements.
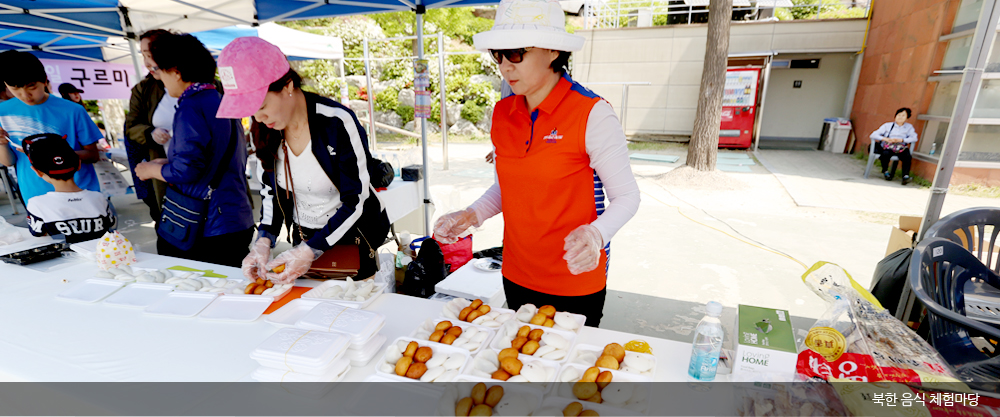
<box><xmin>492</xmin><ymin>75</ymin><xmax>607</xmax><ymax>296</ymax></box>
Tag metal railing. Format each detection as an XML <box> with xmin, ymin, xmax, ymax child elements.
<box><xmin>584</xmin><ymin>1</ymin><xmax>871</xmax><ymax>29</ymax></box>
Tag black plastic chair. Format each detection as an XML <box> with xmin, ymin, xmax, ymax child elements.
<box><xmin>925</xmin><ymin>207</ymin><xmax>1000</xmax><ymax>324</ymax></box>
<box><xmin>910</xmin><ymin>237</ymin><xmax>1000</xmax><ymax>390</ymax></box>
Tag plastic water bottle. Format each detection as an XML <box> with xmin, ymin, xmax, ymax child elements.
<box><xmin>930</xmin><ymin>143</ymin><xmax>937</xmax><ymax>156</ymax></box>
<box><xmin>687</xmin><ymin>301</ymin><xmax>724</xmax><ymax>382</ymax></box>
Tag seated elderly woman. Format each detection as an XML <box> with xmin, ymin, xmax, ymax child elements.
<box><xmin>870</xmin><ymin>107</ymin><xmax>917</xmax><ymax>185</ymax></box>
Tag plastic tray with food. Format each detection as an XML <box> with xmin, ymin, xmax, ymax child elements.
<box><xmin>410</xmin><ymin>318</ymin><xmax>495</xmax><ymax>355</ymax></box>
<box><xmin>513</xmin><ymin>303</ymin><xmax>586</xmax><ymax>334</ymax></box>
<box><xmin>93</xmin><ymin>266</ymin><xmax>200</xmax><ymax>285</ymax></box>
<box><xmin>300</xmin><ymin>277</ymin><xmax>386</xmax><ymax>309</ymax></box>
<box><xmin>566</xmin><ymin>343</ymin><xmax>656</xmax><ymax>378</ymax></box>
<box><xmin>225</xmin><ymin>277</ymin><xmax>293</xmax><ymax>301</ymax></box>
<box><xmin>490</xmin><ymin>320</ymin><xmax>576</xmax><ymax>364</ymax></box>
<box><xmin>533</xmin><ymin>395</ymin><xmax>634</xmax><ymax>417</ymax></box>
<box><xmin>440</xmin><ymin>297</ymin><xmax>515</xmax><ymax>329</ymax></box>
<box><xmin>464</xmin><ymin>348</ymin><xmax>559</xmax><ymax>390</ymax></box>
<box><xmin>438</xmin><ymin>379</ymin><xmax>545</xmax><ymax>417</ymax></box>
<box><xmin>375</xmin><ymin>337</ymin><xmax>470</xmax><ymax>382</ymax></box>
<box><xmin>552</xmin><ymin>363</ymin><xmax>651</xmax><ymax>414</ymax></box>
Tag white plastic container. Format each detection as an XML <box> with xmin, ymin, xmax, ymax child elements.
<box><xmin>512</xmin><ymin>304</ymin><xmax>587</xmax><ymax>334</ymax></box>
<box><xmin>223</xmin><ymin>281</ymin><xmax>293</xmax><ymax>302</ymax></box>
<box><xmin>56</xmin><ymin>278</ymin><xmax>125</xmax><ymax>303</ymax></box>
<box><xmin>463</xmin><ymin>349</ymin><xmax>559</xmax><ymax>390</ymax></box>
<box><xmin>102</xmin><ymin>282</ymin><xmax>174</xmax><ymax>307</ymax></box>
<box><xmin>264</xmin><ymin>298</ymin><xmax>325</xmax><ymax>328</ymax></box>
<box><xmin>535</xmin><ymin>395</ymin><xmax>635</xmax><ymax>417</ymax></box>
<box><xmin>143</xmin><ymin>291</ymin><xmax>219</xmax><ymax>317</ymax></box>
<box><xmin>438</xmin><ymin>297</ymin><xmax>515</xmax><ymax>330</ymax></box>
<box><xmin>251</xmin><ymin>358</ymin><xmax>351</xmax><ymax>383</ymax></box>
<box><xmin>375</xmin><ymin>337</ymin><xmax>470</xmax><ymax>382</ymax></box>
<box><xmin>490</xmin><ymin>321</ymin><xmax>577</xmax><ymax>364</ymax></box>
<box><xmin>295</xmin><ymin>302</ymin><xmax>386</xmax><ymax>345</ymax></box>
<box><xmin>567</xmin><ymin>343</ymin><xmax>657</xmax><ymax>378</ymax></box>
<box><xmin>300</xmin><ymin>279</ymin><xmax>387</xmax><ymax>309</ymax></box>
<box><xmin>198</xmin><ymin>294</ymin><xmax>273</xmax><ymax>322</ymax></box>
<box><xmin>409</xmin><ymin>318</ymin><xmax>495</xmax><ymax>355</ymax></box>
<box><xmin>344</xmin><ymin>333</ymin><xmax>386</xmax><ymax>366</ymax></box>
<box><xmin>553</xmin><ymin>362</ymin><xmax>652</xmax><ymax>414</ymax></box>
<box><xmin>249</xmin><ymin>328</ymin><xmax>350</xmax><ymax>376</ymax></box>
<box><xmin>436</xmin><ymin>376</ymin><xmax>545</xmax><ymax>417</ymax></box>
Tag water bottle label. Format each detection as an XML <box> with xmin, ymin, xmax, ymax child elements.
<box><xmin>688</xmin><ymin>349</ymin><xmax>719</xmax><ymax>381</ymax></box>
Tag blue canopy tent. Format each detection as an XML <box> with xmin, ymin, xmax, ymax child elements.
<box><xmin>0</xmin><ymin>28</ymin><xmax>128</xmax><ymax>62</ymax></box>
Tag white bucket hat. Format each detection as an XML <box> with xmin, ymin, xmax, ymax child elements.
<box><xmin>473</xmin><ymin>0</ymin><xmax>585</xmax><ymax>52</ymax></box>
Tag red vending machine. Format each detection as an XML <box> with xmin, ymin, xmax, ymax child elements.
<box><xmin>719</xmin><ymin>68</ymin><xmax>761</xmax><ymax>149</ymax></box>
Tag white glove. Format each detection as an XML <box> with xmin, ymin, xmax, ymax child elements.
<box><xmin>241</xmin><ymin>237</ymin><xmax>271</xmax><ymax>281</ymax></box>
<box><xmin>433</xmin><ymin>208</ymin><xmax>480</xmax><ymax>244</ymax></box>
<box><xmin>152</xmin><ymin>128</ymin><xmax>171</xmax><ymax>145</ymax></box>
<box><xmin>563</xmin><ymin>224</ymin><xmax>604</xmax><ymax>275</ymax></box>
<box><xmin>264</xmin><ymin>243</ymin><xmax>323</xmax><ymax>284</ymax></box>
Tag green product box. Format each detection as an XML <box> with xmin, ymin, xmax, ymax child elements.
<box><xmin>732</xmin><ymin>304</ymin><xmax>797</xmax><ymax>381</ymax></box>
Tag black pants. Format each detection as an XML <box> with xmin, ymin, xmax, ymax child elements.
<box><xmin>293</xmin><ymin>224</ymin><xmax>383</xmax><ymax>279</ymax></box>
<box><xmin>157</xmin><ymin>227</ymin><xmax>254</xmax><ymax>268</ymax></box>
<box><xmin>503</xmin><ymin>277</ymin><xmax>607</xmax><ymax>327</ymax></box>
<box><xmin>142</xmin><ymin>192</ymin><xmax>160</xmax><ymax>226</ymax></box>
<box><xmin>880</xmin><ymin>148</ymin><xmax>912</xmax><ymax>177</ymax></box>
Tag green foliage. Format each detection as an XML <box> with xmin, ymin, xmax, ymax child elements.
<box><xmin>429</xmin><ymin>100</ymin><xmax>441</xmax><ymax>125</ymax></box>
<box><xmin>777</xmin><ymin>0</ymin><xmax>848</xmax><ymax>20</ymax></box>
<box><xmin>82</xmin><ymin>100</ymin><xmax>99</xmax><ymax>116</ymax></box>
<box><xmin>396</xmin><ymin>105</ymin><xmax>414</xmax><ymax>126</ymax></box>
<box><xmin>817</xmin><ymin>7</ymin><xmax>868</xmax><ymax>19</ymax></box>
<box><xmin>374</xmin><ymin>86</ymin><xmax>399</xmax><ymax>112</ymax></box>
<box><xmin>293</xmin><ymin>60</ymin><xmax>345</xmax><ymax>98</ymax></box>
<box><xmin>348</xmin><ymin>85</ymin><xmax>362</xmax><ymax>101</ymax></box>
<box><xmin>460</xmin><ymin>101</ymin><xmax>485</xmax><ymax>125</ymax></box>
<box><xmin>774</xmin><ymin>8</ymin><xmax>795</xmax><ymax>20</ymax></box>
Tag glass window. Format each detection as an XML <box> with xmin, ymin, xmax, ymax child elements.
<box><xmin>953</xmin><ymin>0</ymin><xmax>984</xmax><ymax>32</ymax></box>
<box><xmin>942</xmin><ymin>37</ymin><xmax>974</xmax><ymax>70</ymax></box>
<box><xmin>973</xmin><ymin>80</ymin><xmax>1000</xmax><ymax>118</ymax></box>
<box><xmin>927</xmin><ymin>81</ymin><xmax>961</xmax><ymax>116</ymax></box>
<box><xmin>959</xmin><ymin>125</ymin><xmax>1000</xmax><ymax>162</ymax></box>
<box><xmin>919</xmin><ymin>120</ymin><xmax>949</xmax><ymax>155</ymax></box>
<box><xmin>987</xmin><ymin>39</ymin><xmax>1000</xmax><ymax>72</ymax></box>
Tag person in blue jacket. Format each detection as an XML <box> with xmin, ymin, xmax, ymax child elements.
<box><xmin>215</xmin><ymin>37</ymin><xmax>390</xmax><ymax>284</ymax></box>
<box><xmin>135</xmin><ymin>33</ymin><xmax>254</xmax><ymax>267</ymax></box>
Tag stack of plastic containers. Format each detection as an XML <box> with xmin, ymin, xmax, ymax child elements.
<box><xmin>295</xmin><ymin>302</ymin><xmax>387</xmax><ymax>366</ymax></box>
<box><xmin>248</xmin><ymin>328</ymin><xmax>352</xmax><ymax>397</ymax></box>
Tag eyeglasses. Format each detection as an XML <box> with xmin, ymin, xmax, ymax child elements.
<box><xmin>489</xmin><ymin>48</ymin><xmax>532</xmax><ymax>65</ymax></box>
<box><xmin>150</xmin><ymin>65</ymin><xmax>161</xmax><ymax>73</ymax></box>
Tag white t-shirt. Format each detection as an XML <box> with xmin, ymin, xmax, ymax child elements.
<box><xmin>26</xmin><ymin>190</ymin><xmax>116</xmax><ymax>243</ymax></box>
<box><xmin>151</xmin><ymin>93</ymin><xmax>178</xmax><ymax>154</ymax></box>
<box><xmin>275</xmin><ymin>141</ymin><xmax>342</xmax><ymax>229</ymax></box>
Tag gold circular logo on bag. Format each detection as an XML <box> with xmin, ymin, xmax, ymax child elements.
<box><xmin>805</xmin><ymin>327</ymin><xmax>847</xmax><ymax>362</ymax></box>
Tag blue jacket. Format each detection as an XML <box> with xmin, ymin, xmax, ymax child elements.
<box><xmin>161</xmin><ymin>86</ymin><xmax>254</xmax><ymax>237</ymax></box>
<box><xmin>256</xmin><ymin>93</ymin><xmax>389</xmax><ymax>252</ymax></box>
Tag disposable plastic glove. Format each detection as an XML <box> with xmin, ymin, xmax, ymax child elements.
<box><xmin>563</xmin><ymin>224</ymin><xmax>604</xmax><ymax>275</ymax></box>
<box><xmin>433</xmin><ymin>208</ymin><xmax>479</xmax><ymax>244</ymax></box>
<box><xmin>241</xmin><ymin>237</ymin><xmax>271</xmax><ymax>281</ymax></box>
<box><xmin>265</xmin><ymin>243</ymin><xmax>323</xmax><ymax>284</ymax></box>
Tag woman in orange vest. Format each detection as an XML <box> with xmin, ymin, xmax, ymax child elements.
<box><xmin>434</xmin><ymin>0</ymin><xmax>640</xmax><ymax>326</ymax></box>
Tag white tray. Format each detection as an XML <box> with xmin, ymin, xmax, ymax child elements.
<box><xmin>222</xmin><ymin>281</ymin><xmax>292</xmax><ymax>301</ymax></box>
<box><xmin>251</xmin><ymin>358</ymin><xmax>351</xmax><ymax>383</ymax></box>
<box><xmin>102</xmin><ymin>282</ymin><xmax>174</xmax><ymax>307</ymax></box>
<box><xmin>536</xmin><ymin>395</ymin><xmax>635</xmax><ymax>417</ymax></box>
<box><xmin>300</xmin><ymin>280</ymin><xmax>387</xmax><ymax>309</ymax></box>
<box><xmin>198</xmin><ymin>294</ymin><xmax>273</xmax><ymax>322</ymax></box>
<box><xmin>463</xmin><ymin>349</ymin><xmax>559</xmax><ymax>391</ymax></box>
<box><xmin>513</xmin><ymin>306</ymin><xmax>587</xmax><ymax>334</ymax></box>
<box><xmin>490</xmin><ymin>321</ymin><xmax>577</xmax><ymax>364</ymax></box>
<box><xmin>553</xmin><ymin>362</ymin><xmax>652</xmax><ymax>414</ymax></box>
<box><xmin>409</xmin><ymin>318</ymin><xmax>495</xmax><ymax>355</ymax></box>
<box><xmin>344</xmin><ymin>333</ymin><xmax>386</xmax><ymax>367</ymax></box>
<box><xmin>143</xmin><ymin>291</ymin><xmax>219</xmax><ymax>317</ymax></box>
<box><xmin>264</xmin><ymin>298</ymin><xmax>326</xmax><ymax>327</ymax></box>
<box><xmin>436</xmin><ymin>375</ymin><xmax>546</xmax><ymax>417</ymax></box>
<box><xmin>566</xmin><ymin>343</ymin><xmax>657</xmax><ymax>378</ymax></box>
<box><xmin>375</xmin><ymin>336</ymin><xmax>471</xmax><ymax>382</ymax></box>
<box><xmin>296</xmin><ymin>302</ymin><xmax>386</xmax><ymax>345</ymax></box>
<box><xmin>439</xmin><ymin>298</ymin><xmax>515</xmax><ymax>330</ymax></box>
<box><xmin>56</xmin><ymin>278</ymin><xmax>125</xmax><ymax>303</ymax></box>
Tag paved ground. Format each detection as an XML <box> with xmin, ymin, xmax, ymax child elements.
<box><xmin>1</xmin><ymin>141</ymin><xmax>995</xmax><ymax>348</ymax></box>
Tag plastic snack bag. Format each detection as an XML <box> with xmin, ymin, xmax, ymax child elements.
<box><xmin>795</xmin><ymin>262</ymin><xmax>961</xmax><ymax>385</ymax></box>
<box><xmin>0</xmin><ymin>217</ymin><xmax>23</xmax><ymax>246</ymax></box>
<box><xmin>95</xmin><ymin>231</ymin><xmax>136</xmax><ymax>270</ymax></box>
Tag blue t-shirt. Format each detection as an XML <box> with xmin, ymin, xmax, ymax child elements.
<box><xmin>0</xmin><ymin>95</ymin><xmax>102</xmax><ymax>202</ymax></box>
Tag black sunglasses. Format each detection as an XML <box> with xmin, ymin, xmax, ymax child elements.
<box><xmin>489</xmin><ymin>47</ymin><xmax>533</xmax><ymax>65</ymax></box>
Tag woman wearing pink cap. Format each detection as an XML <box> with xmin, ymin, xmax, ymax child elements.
<box><xmin>216</xmin><ymin>37</ymin><xmax>390</xmax><ymax>284</ymax></box>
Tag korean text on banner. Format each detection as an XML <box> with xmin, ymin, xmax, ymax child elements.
<box><xmin>40</xmin><ymin>59</ymin><xmax>137</xmax><ymax>100</ymax></box>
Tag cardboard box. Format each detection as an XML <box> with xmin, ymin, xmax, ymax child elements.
<box><xmin>885</xmin><ymin>215</ymin><xmax>921</xmax><ymax>256</ymax></box>
<box><xmin>732</xmin><ymin>305</ymin><xmax>797</xmax><ymax>382</ymax></box>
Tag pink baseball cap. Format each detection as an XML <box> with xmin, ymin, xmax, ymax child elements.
<box><xmin>215</xmin><ymin>37</ymin><xmax>290</xmax><ymax>119</ymax></box>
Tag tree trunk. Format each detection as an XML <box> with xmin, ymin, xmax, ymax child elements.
<box><xmin>686</xmin><ymin>0</ymin><xmax>733</xmax><ymax>171</ymax></box>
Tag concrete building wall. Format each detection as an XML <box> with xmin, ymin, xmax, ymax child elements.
<box><xmin>573</xmin><ymin>19</ymin><xmax>868</xmax><ymax>135</ymax></box>
<box><xmin>759</xmin><ymin>53</ymin><xmax>858</xmax><ymax>140</ymax></box>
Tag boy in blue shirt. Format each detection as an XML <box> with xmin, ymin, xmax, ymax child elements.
<box><xmin>0</xmin><ymin>51</ymin><xmax>103</xmax><ymax>203</ymax></box>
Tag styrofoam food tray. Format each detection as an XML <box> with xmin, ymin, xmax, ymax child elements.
<box><xmin>439</xmin><ymin>298</ymin><xmax>515</xmax><ymax>330</ymax></box>
<box><xmin>567</xmin><ymin>343</ymin><xmax>657</xmax><ymax>378</ymax></box>
<box><xmin>143</xmin><ymin>291</ymin><xmax>219</xmax><ymax>317</ymax></box>
<box><xmin>296</xmin><ymin>302</ymin><xmax>386</xmax><ymax>345</ymax></box>
<box><xmin>264</xmin><ymin>298</ymin><xmax>325</xmax><ymax>328</ymax></box>
<box><xmin>222</xmin><ymin>280</ymin><xmax>292</xmax><ymax>302</ymax></box>
<box><xmin>198</xmin><ymin>294</ymin><xmax>273</xmax><ymax>322</ymax></box>
<box><xmin>490</xmin><ymin>321</ymin><xmax>577</xmax><ymax>364</ymax></box>
<box><xmin>251</xmin><ymin>357</ymin><xmax>351</xmax><ymax>383</ymax></box>
<box><xmin>463</xmin><ymin>349</ymin><xmax>559</xmax><ymax>391</ymax></box>
<box><xmin>344</xmin><ymin>333</ymin><xmax>386</xmax><ymax>367</ymax></box>
<box><xmin>300</xmin><ymin>279</ymin><xmax>387</xmax><ymax>309</ymax></box>
<box><xmin>436</xmin><ymin>375</ymin><xmax>545</xmax><ymax>417</ymax></box>
<box><xmin>409</xmin><ymin>318</ymin><xmax>495</xmax><ymax>355</ymax></box>
<box><xmin>375</xmin><ymin>337</ymin><xmax>470</xmax><ymax>382</ymax></box>
<box><xmin>513</xmin><ymin>306</ymin><xmax>587</xmax><ymax>334</ymax></box>
<box><xmin>535</xmin><ymin>395</ymin><xmax>635</xmax><ymax>417</ymax></box>
<box><xmin>102</xmin><ymin>282</ymin><xmax>174</xmax><ymax>307</ymax></box>
<box><xmin>552</xmin><ymin>362</ymin><xmax>652</xmax><ymax>414</ymax></box>
<box><xmin>56</xmin><ymin>278</ymin><xmax>125</xmax><ymax>303</ymax></box>
<box><xmin>250</xmin><ymin>328</ymin><xmax>350</xmax><ymax>376</ymax></box>
<box><xmin>349</xmin><ymin>323</ymin><xmax>386</xmax><ymax>352</ymax></box>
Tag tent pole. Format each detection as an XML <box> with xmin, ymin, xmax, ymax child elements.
<box><xmin>438</xmin><ymin>32</ymin><xmax>449</xmax><ymax>171</ymax></box>
<box><xmin>127</xmin><ymin>38</ymin><xmax>143</xmax><ymax>85</ymax></box>
<box><xmin>364</xmin><ymin>38</ymin><xmax>377</xmax><ymax>149</ymax></box>
<box><xmin>417</xmin><ymin>6</ymin><xmax>432</xmax><ymax>236</ymax></box>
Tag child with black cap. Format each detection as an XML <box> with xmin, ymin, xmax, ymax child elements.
<box><xmin>23</xmin><ymin>133</ymin><xmax>116</xmax><ymax>243</ymax></box>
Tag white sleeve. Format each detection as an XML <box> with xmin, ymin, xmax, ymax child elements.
<box><xmin>469</xmin><ymin>181</ymin><xmax>502</xmax><ymax>226</ymax></box>
<box><xmin>904</xmin><ymin>124</ymin><xmax>919</xmax><ymax>144</ymax></box>
<box><xmin>586</xmin><ymin>100</ymin><xmax>641</xmax><ymax>243</ymax></box>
